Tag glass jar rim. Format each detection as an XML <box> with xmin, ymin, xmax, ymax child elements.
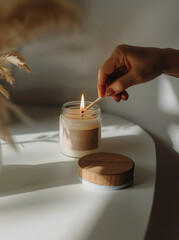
<box><xmin>61</xmin><ymin>101</ymin><xmax>101</xmax><ymax>119</ymax></box>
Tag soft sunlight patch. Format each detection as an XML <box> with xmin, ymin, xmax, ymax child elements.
<box><xmin>158</xmin><ymin>76</ymin><xmax>179</xmax><ymax>116</ymax></box>
<box><xmin>167</xmin><ymin>123</ymin><xmax>179</xmax><ymax>152</ymax></box>
<box><xmin>102</xmin><ymin>124</ymin><xmax>143</xmax><ymax>138</ymax></box>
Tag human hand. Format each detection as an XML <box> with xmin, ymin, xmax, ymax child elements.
<box><xmin>97</xmin><ymin>45</ymin><xmax>165</xmax><ymax>101</ymax></box>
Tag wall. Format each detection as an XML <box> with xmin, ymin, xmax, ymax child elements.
<box><xmin>12</xmin><ymin>0</ymin><xmax>179</xmax><ymax>150</ymax></box>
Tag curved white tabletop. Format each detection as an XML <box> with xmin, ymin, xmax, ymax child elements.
<box><xmin>0</xmin><ymin>111</ymin><xmax>156</xmax><ymax>240</ymax></box>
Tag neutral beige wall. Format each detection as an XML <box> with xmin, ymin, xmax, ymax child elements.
<box><xmin>13</xmin><ymin>0</ymin><xmax>179</xmax><ymax>149</ymax></box>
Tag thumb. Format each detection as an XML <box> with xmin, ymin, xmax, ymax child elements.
<box><xmin>106</xmin><ymin>72</ymin><xmax>134</xmax><ymax>95</ymax></box>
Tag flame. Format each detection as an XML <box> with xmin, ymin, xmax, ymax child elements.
<box><xmin>80</xmin><ymin>94</ymin><xmax>85</xmax><ymax>110</ymax></box>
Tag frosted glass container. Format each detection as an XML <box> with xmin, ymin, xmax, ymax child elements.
<box><xmin>59</xmin><ymin>101</ymin><xmax>101</xmax><ymax>158</ymax></box>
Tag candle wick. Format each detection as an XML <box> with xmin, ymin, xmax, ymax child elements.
<box><xmin>81</xmin><ymin>110</ymin><xmax>84</xmax><ymax>119</ymax></box>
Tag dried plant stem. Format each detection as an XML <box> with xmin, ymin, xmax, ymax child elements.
<box><xmin>0</xmin><ymin>50</ymin><xmax>31</xmax><ymax>147</ymax></box>
<box><xmin>0</xmin><ymin>0</ymin><xmax>81</xmax><ymax>51</ymax></box>
<box><xmin>0</xmin><ymin>0</ymin><xmax>80</xmax><ymax>147</ymax></box>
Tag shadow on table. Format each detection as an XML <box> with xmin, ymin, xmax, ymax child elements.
<box><xmin>0</xmin><ymin>160</ymin><xmax>79</xmax><ymax>197</ymax></box>
<box><xmin>145</xmin><ymin>136</ymin><xmax>179</xmax><ymax>240</ymax></box>
<box><xmin>0</xmin><ymin>134</ymin><xmax>154</xmax><ymax>198</ymax></box>
<box><xmin>79</xmin><ymin>135</ymin><xmax>155</xmax><ymax>240</ymax></box>
<box><xmin>79</xmin><ymin>165</ymin><xmax>155</xmax><ymax>240</ymax></box>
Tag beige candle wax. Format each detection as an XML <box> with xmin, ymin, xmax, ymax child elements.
<box><xmin>59</xmin><ymin>101</ymin><xmax>101</xmax><ymax>158</ymax></box>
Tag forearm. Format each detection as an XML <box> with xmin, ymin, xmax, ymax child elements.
<box><xmin>162</xmin><ymin>48</ymin><xmax>179</xmax><ymax>78</ymax></box>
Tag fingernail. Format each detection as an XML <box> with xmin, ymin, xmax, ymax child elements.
<box><xmin>106</xmin><ymin>88</ymin><xmax>115</xmax><ymax>96</ymax></box>
<box><xmin>121</xmin><ymin>93</ymin><xmax>129</xmax><ymax>101</ymax></box>
<box><xmin>121</xmin><ymin>93</ymin><xmax>126</xmax><ymax>99</ymax></box>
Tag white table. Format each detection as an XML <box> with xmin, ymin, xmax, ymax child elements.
<box><xmin>0</xmin><ymin>112</ymin><xmax>156</xmax><ymax>240</ymax></box>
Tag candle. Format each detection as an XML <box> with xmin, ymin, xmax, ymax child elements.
<box><xmin>59</xmin><ymin>95</ymin><xmax>101</xmax><ymax>158</ymax></box>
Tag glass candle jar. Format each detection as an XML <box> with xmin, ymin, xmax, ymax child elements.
<box><xmin>59</xmin><ymin>101</ymin><xmax>101</xmax><ymax>158</ymax></box>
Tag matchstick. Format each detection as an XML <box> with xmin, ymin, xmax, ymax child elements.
<box><xmin>83</xmin><ymin>97</ymin><xmax>103</xmax><ymax>111</ymax></box>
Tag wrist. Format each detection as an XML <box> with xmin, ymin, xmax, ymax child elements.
<box><xmin>159</xmin><ymin>48</ymin><xmax>169</xmax><ymax>74</ymax></box>
<box><xmin>160</xmin><ymin>48</ymin><xmax>179</xmax><ymax>75</ymax></box>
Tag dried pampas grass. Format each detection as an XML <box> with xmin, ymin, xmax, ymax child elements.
<box><xmin>0</xmin><ymin>51</ymin><xmax>31</xmax><ymax>99</ymax></box>
<box><xmin>0</xmin><ymin>51</ymin><xmax>31</xmax><ymax>148</ymax></box>
<box><xmin>0</xmin><ymin>66</ymin><xmax>15</xmax><ymax>86</ymax></box>
<box><xmin>0</xmin><ymin>0</ymin><xmax>80</xmax><ymax>147</ymax></box>
<box><xmin>0</xmin><ymin>0</ymin><xmax>81</xmax><ymax>51</ymax></box>
<box><xmin>0</xmin><ymin>51</ymin><xmax>31</xmax><ymax>73</ymax></box>
<box><xmin>0</xmin><ymin>94</ymin><xmax>32</xmax><ymax>149</ymax></box>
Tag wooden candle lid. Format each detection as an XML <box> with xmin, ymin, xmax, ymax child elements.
<box><xmin>78</xmin><ymin>152</ymin><xmax>135</xmax><ymax>189</ymax></box>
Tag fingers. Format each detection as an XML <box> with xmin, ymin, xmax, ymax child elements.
<box><xmin>121</xmin><ymin>91</ymin><xmax>129</xmax><ymax>100</ymax></box>
<box><xmin>97</xmin><ymin>58</ymin><xmax>116</xmax><ymax>97</ymax></box>
<box><xmin>112</xmin><ymin>94</ymin><xmax>121</xmax><ymax>102</ymax></box>
<box><xmin>106</xmin><ymin>71</ymin><xmax>134</xmax><ymax>95</ymax></box>
<box><xmin>97</xmin><ymin>69</ymin><xmax>107</xmax><ymax>97</ymax></box>
<box><xmin>112</xmin><ymin>91</ymin><xmax>129</xmax><ymax>102</ymax></box>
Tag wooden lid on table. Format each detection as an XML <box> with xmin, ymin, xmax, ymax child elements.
<box><xmin>78</xmin><ymin>152</ymin><xmax>135</xmax><ymax>188</ymax></box>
